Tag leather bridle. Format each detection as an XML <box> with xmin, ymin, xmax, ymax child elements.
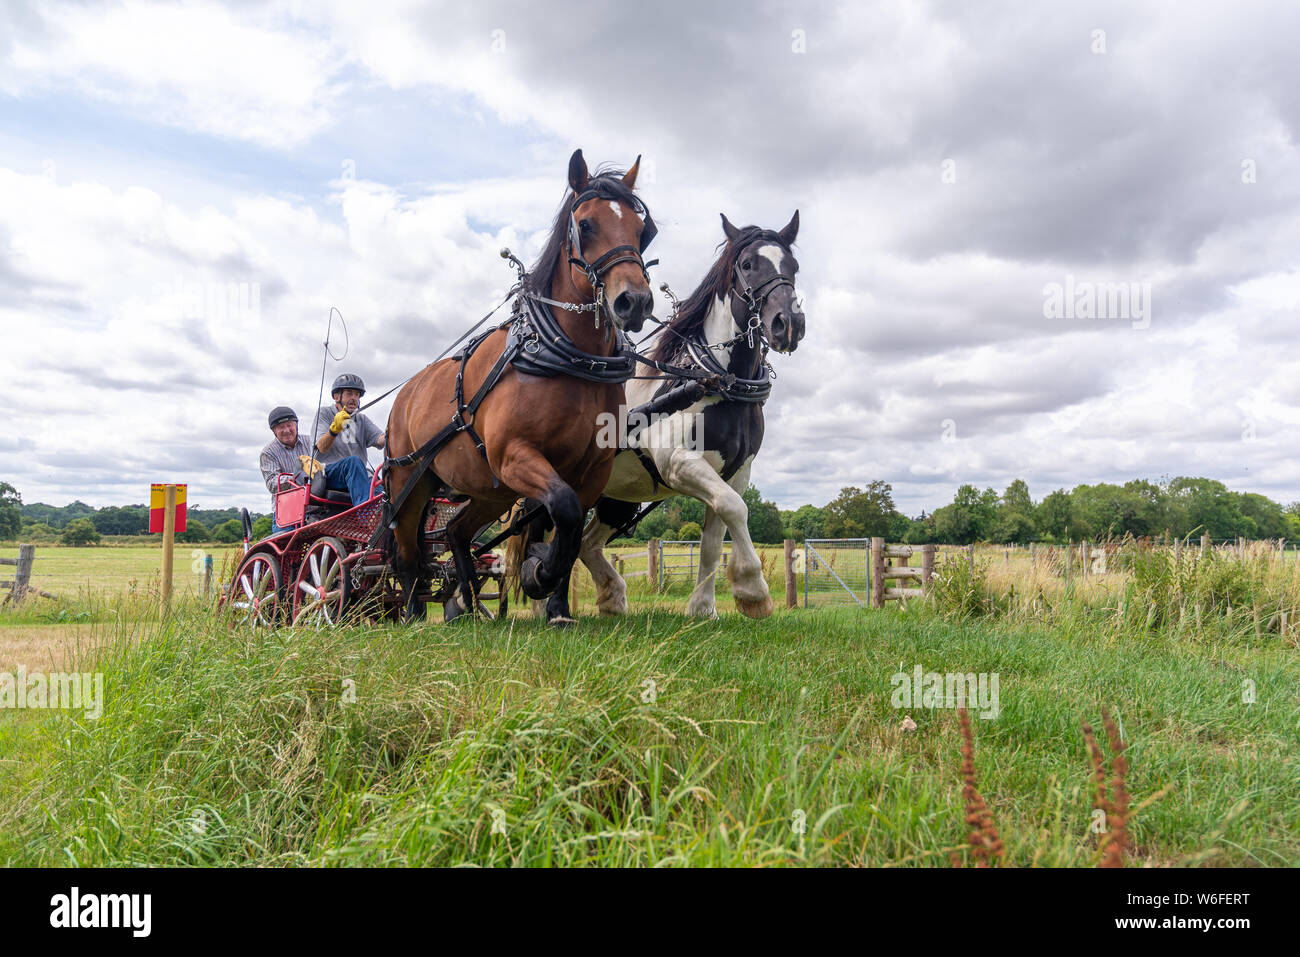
<box><xmin>566</xmin><ymin>186</ymin><xmax>659</xmax><ymax>323</ymax></box>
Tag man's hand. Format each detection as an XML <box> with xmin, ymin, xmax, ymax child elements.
<box><xmin>329</xmin><ymin>409</ymin><xmax>351</xmax><ymax>435</ymax></box>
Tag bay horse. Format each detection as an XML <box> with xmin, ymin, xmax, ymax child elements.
<box><xmin>384</xmin><ymin>149</ymin><xmax>655</xmax><ymax>625</ymax></box>
<box><xmin>575</xmin><ymin>212</ymin><xmax>804</xmax><ymax>618</ymax></box>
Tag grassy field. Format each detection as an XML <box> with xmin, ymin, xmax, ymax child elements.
<box><xmin>0</xmin><ymin>541</ymin><xmax>1295</xmax><ymax>867</ymax></box>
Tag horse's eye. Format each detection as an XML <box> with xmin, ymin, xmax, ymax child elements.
<box><xmin>742</xmin><ymin>260</ymin><xmax>751</xmax><ymax>271</ymax></box>
<box><xmin>579</xmin><ymin>219</ymin><xmax>593</xmax><ymax>234</ymax></box>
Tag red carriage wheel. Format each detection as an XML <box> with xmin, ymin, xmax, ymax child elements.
<box><xmin>225</xmin><ymin>551</ymin><xmax>283</xmax><ymax>628</ymax></box>
<box><xmin>292</xmin><ymin>536</ymin><xmax>351</xmax><ymax>627</ymax></box>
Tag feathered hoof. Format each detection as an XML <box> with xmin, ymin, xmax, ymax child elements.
<box><xmin>548</xmin><ymin>615</ymin><xmax>576</xmax><ymax>628</ymax></box>
<box><xmin>734</xmin><ymin>594</ymin><xmax>774</xmax><ymax>619</ymax></box>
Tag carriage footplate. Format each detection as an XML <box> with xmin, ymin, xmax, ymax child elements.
<box><xmin>519</xmin><ymin>542</ymin><xmax>551</xmax><ymax>600</ymax></box>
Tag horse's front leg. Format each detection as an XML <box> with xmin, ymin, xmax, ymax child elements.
<box><xmin>498</xmin><ymin>447</ymin><xmax>586</xmax><ymax>626</ymax></box>
<box><xmin>660</xmin><ymin>454</ymin><xmax>773</xmax><ymax>619</ymax></box>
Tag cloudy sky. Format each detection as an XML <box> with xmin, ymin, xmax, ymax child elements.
<box><xmin>3</xmin><ymin>0</ymin><xmax>1299</xmax><ymax>515</ymax></box>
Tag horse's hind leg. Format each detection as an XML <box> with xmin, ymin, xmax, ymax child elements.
<box><xmin>579</xmin><ymin>497</ymin><xmax>635</xmax><ymax>616</ymax></box>
<box><xmin>443</xmin><ymin>512</ymin><xmax>483</xmax><ymax>623</ymax></box>
<box><xmin>685</xmin><ymin>504</ymin><xmax>725</xmax><ymax>618</ymax></box>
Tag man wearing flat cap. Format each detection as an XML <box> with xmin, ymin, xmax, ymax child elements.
<box><xmin>258</xmin><ymin>406</ymin><xmax>372</xmax><ymax>534</ymax></box>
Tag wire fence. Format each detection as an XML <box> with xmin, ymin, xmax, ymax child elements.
<box><xmin>802</xmin><ymin>538</ymin><xmax>870</xmax><ymax>608</ymax></box>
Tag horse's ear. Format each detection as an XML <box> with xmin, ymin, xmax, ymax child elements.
<box><xmin>568</xmin><ymin>149</ymin><xmax>589</xmax><ymax>192</ymax></box>
<box><xmin>720</xmin><ymin>213</ymin><xmax>741</xmax><ymax>241</ymax></box>
<box><xmin>778</xmin><ymin>210</ymin><xmax>799</xmax><ymax>246</ymax></box>
<box><xmin>622</xmin><ymin>155</ymin><xmax>641</xmax><ymax>189</ymax></box>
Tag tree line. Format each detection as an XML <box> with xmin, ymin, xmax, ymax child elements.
<box><xmin>5</xmin><ymin>475</ymin><xmax>1298</xmax><ymax>547</ymax></box>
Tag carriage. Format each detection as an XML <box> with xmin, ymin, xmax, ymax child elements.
<box><xmin>219</xmin><ymin>468</ymin><xmax>508</xmax><ymax>628</ymax></box>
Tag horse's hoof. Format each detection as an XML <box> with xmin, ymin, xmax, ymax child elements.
<box><xmin>548</xmin><ymin>615</ymin><xmax>576</xmax><ymax>628</ymax></box>
<box><xmin>443</xmin><ymin>598</ymin><xmax>467</xmax><ymax>623</ymax></box>
<box><xmin>735</xmin><ymin>594</ymin><xmax>774</xmax><ymax>619</ymax></box>
<box><xmin>521</xmin><ymin>556</ymin><xmax>550</xmax><ymax>600</ymax></box>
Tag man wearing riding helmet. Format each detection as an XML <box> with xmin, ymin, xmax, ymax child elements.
<box><xmin>314</xmin><ymin>373</ymin><xmax>386</xmax><ymax>472</ymax></box>
<box><xmin>259</xmin><ymin>404</ymin><xmax>373</xmax><ymax>534</ymax></box>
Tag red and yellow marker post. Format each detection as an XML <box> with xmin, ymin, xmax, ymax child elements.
<box><xmin>150</xmin><ymin>484</ymin><xmax>187</xmax><ymax>613</ymax></box>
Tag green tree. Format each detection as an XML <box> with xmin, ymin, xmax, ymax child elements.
<box><xmin>992</xmin><ymin>480</ymin><xmax>1036</xmax><ymax>543</ymax></box>
<box><xmin>0</xmin><ymin>482</ymin><xmax>21</xmax><ymax>540</ymax></box>
<box><xmin>252</xmin><ymin>515</ymin><xmax>273</xmax><ymax>540</ymax></box>
<box><xmin>823</xmin><ymin>482</ymin><xmax>896</xmax><ymax>538</ymax></box>
<box><xmin>783</xmin><ymin>504</ymin><xmax>825</xmax><ymax>540</ymax></box>
<box><xmin>1237</xmin><ymin>493</ymin><xmax>1285</xmax><ymax>540</ymax></box>
<box><xmin>92</xmin><ymin>505</ymin><xmax>150</xmax><ymax>536</ymax></box>
<box><xmin>212</xmin><ymin>519</ymin><xmax>243</xmax><ymax>544</ymax></box>
<box><xmin>1038</xmin><ymin>489</ymin><xmax>1072</xmax><ymax>541</ymax></box>
<box><xmin>742</xmin><ymin>485</ymin><xmax>784</xmax><ymax>544</ymax></box>
<box><xmin>678</xmin><ymin>521</ymin><xmax>702</xmax><ymax>540</ymax></box>
<box><xmin>60</xmin><ymin>518</ymin><xmax>101</xmax><ymax>547</ymax></box>
<box><xmin>178</xmin><ymin>520</ymin><xmax>210</xmax><ymax>544</ymax></box>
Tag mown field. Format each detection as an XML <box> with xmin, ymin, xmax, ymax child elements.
<box><xmin>0</xmin><ymin>540</ymin><xmax>1296</xmax><ymax>866</ymax></box>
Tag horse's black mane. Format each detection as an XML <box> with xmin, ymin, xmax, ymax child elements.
<box><xmin>525</xmin><ymin>166</ymin><xmax>646</xmax><ymax>297</ymax></box>
<box><xmin>648</xmin><ymin>226</ymin><xmax>784</xmax><ymax>364</ymax></box>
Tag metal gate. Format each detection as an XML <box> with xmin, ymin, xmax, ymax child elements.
<box><xmin>657</xmin><ymin>539</ymin><xmax>729</xmax><ymax>589</ymax></box>
<box><xmin>803</xmin><ymin>538</ymin><xmax>870</xmax><ymax>608</ymax></box>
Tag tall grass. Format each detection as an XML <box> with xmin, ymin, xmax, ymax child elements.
<box><xmin>1</xmin><ymin>591</ymin><xmax>1295</xmax><ymax>866</ymax></box>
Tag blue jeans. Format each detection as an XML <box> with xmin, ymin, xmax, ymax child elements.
<box><xmin>324</xmin><ymin>456</ymin><xmax>372</xmax><ymax>509</ymax></box>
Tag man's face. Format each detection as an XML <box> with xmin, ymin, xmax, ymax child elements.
<box><xmin>335</xmin><ymin>389</ymin><xmax>362</xmax><ymax>413</ymax></box>
<box><xmin>272</xmin><ymin>419</ymin><xmax>298</xmax><ymax>446</ymax></box>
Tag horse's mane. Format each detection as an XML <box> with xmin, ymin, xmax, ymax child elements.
<box><xmin>525</xmin><ymin>166</ymin><xmax>646</xmax><ymax>297</ymax></box>
<box><xmin>648</xmin><ymin>225</ymin><xmax>781</xmax><ymax>364</ymax></box>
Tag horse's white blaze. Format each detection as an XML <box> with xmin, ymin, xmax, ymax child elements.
<box><xmin>608</xmin><ymin>200</ymin><xmax>622</xmax><ymax>218</ymax></box>
<box><xmin>757</xmin><ymin>243</ymin><xmax>785</xmax><ymax>274</ymax></box>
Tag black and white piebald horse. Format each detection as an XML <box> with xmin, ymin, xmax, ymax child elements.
<box><xmin>578</xmin><ymin>211</ymin><xmax>804</xmax><ymax>618</ymax></box>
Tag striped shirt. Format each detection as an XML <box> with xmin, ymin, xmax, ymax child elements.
<box><xmin>259</xmin><ymin>436</ymin><xmax>313</xmax><ymax>495</ymax></box>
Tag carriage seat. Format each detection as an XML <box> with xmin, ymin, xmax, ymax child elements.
<box><xmin>309</xmin><ymin>470</ymin><xmax>352</xmax><ymax>506</ymax></box>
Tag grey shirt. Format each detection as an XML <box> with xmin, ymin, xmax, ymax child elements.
<box><xmin>259</xmin><ymin>435</ymin><xmax>312</xmax><ymax>494</ymax></box>
<box><xmin>314</xmin><ymin>404</ymin><xmax>384</xmax><ymax>470</ymax></box>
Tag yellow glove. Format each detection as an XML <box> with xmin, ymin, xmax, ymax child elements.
<box><xmin>298</xmin><ymin>455</ymin><xmax>325</xmax><ymax>478</ymax></box>
<box><xmin>329</xmin><ymin>409</ymin><xmax>351</xmax><ymax>435</ymax></box>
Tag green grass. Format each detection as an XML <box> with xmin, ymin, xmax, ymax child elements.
<box><xmin>1</xmin><ymin>593</ymin><xmax>1295</xmax><ymax>866</ymax></box>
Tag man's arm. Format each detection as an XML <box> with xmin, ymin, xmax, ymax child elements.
<box><xmin>259</xmin><ymin>449</ymin><xmax>282</xmax><ymax>493</ymax></box>
<box><xmin>316</xmin><ymin>407</ymin><xmax>351</xmax><ymax>454</ymax></box>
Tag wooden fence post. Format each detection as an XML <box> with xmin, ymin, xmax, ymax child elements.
<box><xmin>647</xmin><ymin>539</ymin><xmax>660</xmax><ymax>592</ymax></box>
<box><xmin>1201</xmin><ymin>533</ymin><xmax>1209</xmax><ymax>558</ymax></box>
<box><xmin>1173</xmin><ymin>539</ymin><xmax>1182</xmax><ymax>564</ymax></box>
<box><xmin>783</xmin><ymin>539</ymin><xmax>796</xmax><ymax>609</ymax></box>
<box><xmin>15</xmin><ymin>543</ymin><xmax>34</xmax><ymax>602</ymax></box>
<box><xmin>966</xmin><ymin>543</ymin><xmax>974</xmax><ymax>570</ymax></box>
<box><xmin>921</xmin><ymin>544</ymin><xmax>935</xmax><ymax>593</ymax></box>
<box><xmin>870</xmin><ymin>537</ymin><xmax>885</xmax><ymax>609</ymax></box>
<box><xmin>1080</xmin><ymin>541</ymin><xmax>1090</xmax><ymax>577</ymax></box>
<box><xmin>161</xmin><ymin>484</ymin><xmax>177</xmax><ymax>615</ymax></box>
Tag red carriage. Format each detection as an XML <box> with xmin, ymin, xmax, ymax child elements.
<box><xmin>219</xmin><ymin>468</ymin><xmax>507</xmax><ymax>628</ymax></box>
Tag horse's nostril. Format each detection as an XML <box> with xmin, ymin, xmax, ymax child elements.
<box><xmin>613</xmin><ymin>291</ymin><xmax>632</xmax><ymax>317</ymax></box>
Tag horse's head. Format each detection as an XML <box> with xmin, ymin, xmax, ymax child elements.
<box><xmin>564</xmin><ymin>149</ymin><xmax>656</xmax><ymax>333</ymax></box>
<box><xmin>722</xmin><ymin>211</ymin><xmax>803</xmax><ymax>354</ymax></box>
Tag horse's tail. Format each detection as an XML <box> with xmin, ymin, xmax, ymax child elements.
<box><xmin>504</xmin><ymin>499</ymin><xmax>546</xmax><ymax>600</ymax></box>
